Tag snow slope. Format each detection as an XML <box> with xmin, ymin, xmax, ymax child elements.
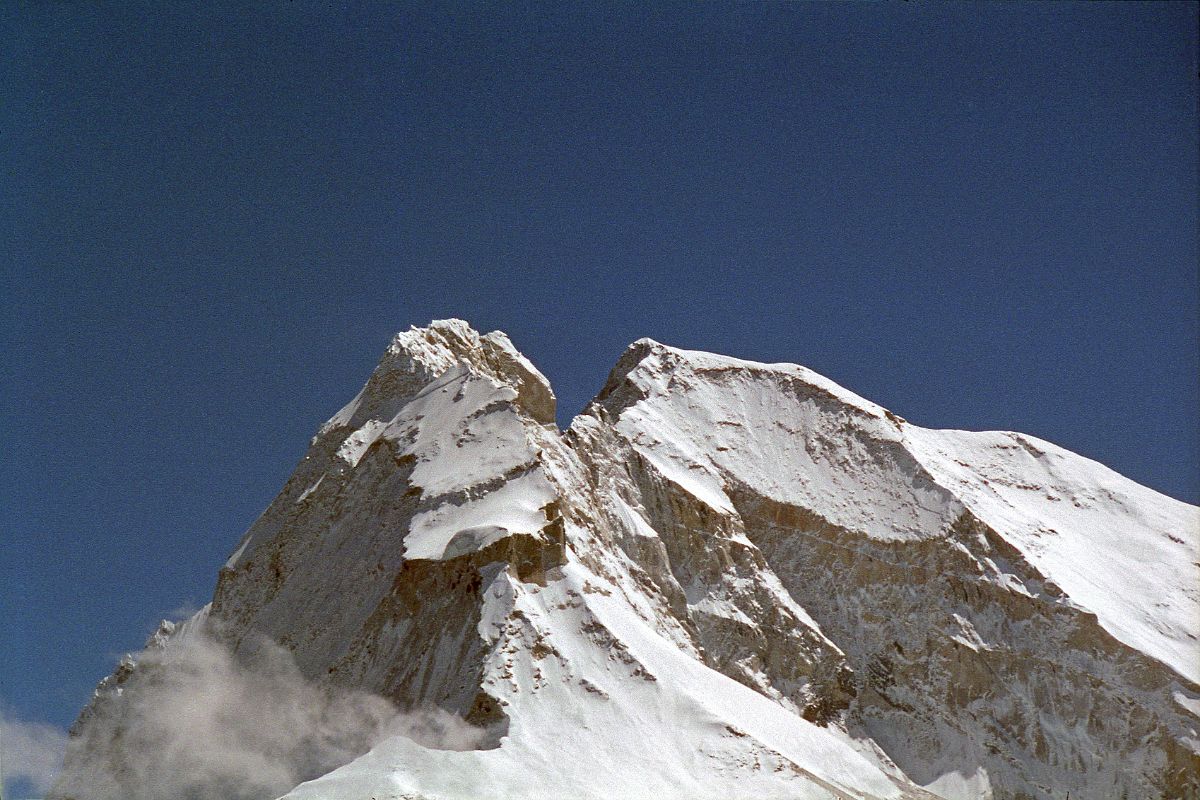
<box><xmin>906</xmin><ymin>427</ymin><xmax>1200</xmax><ymax>685</ymax></box>
<box><xmin>598</xmin><ymin>338</ymin><xmax>1199</xmax><ymax>685</ymax></box>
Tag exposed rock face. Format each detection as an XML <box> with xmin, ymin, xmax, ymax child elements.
<box><xmin>54</xmin><ymin>320</ymin><xmax>1200</xmax><ymax>800</ymax></box>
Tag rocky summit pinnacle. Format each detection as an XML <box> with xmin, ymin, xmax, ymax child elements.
<box><xmin>54</xmin><ymin>320</ymin><xmax>1200</xmax><ymax>800</ymax></box>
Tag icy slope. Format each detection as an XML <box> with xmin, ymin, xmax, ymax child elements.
<box><xmin>55</xmin><ymin>321</ymin><xmax>1199</xmax><ymax>800</ymax></box>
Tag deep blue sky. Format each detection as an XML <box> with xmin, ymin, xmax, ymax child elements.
<box><xmin>2</xmin><ymin>2</ymin><xmax>1197</xmax><ymax>789</ymax></box>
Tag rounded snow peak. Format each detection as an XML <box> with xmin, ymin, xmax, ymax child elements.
<box><xmin>595</xmin><ymin>336</ymin><xmax>893</xmax><ymax>424</ymax></box>
<box><xmin>592</xmin><ymin>337</ymin><xmax>671</xmax><ymax>408</ymax></box>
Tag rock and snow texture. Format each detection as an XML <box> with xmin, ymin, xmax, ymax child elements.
<box><xmin>54</xmin><ymin>320</ymin><xmax>1200</xmax><ymax>800</ymax></box>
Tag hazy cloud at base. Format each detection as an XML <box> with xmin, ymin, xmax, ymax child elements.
<box><xmin>51</xmin><ymin>626</ymin><xmax>487</xmax><ymax>800</ymax></box>
<box><xmin>1</xmin><ymin>709</ymin><xmax>68</xmax><ymax>797</ymax></box>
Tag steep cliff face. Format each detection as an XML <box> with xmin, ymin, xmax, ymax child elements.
<box><xmin>54</xmin><ymin>321</ymin><xmax>1199</xmax><ymax>800</ymax></box>
<box><xmin>209</xmin><ymin>320</ymin><xmax>565</xmax><ymax>726</ymax></box>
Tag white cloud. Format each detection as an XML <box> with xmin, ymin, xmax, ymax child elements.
<box><xmin>165</xmin><ymin>599</ymin><xmax>202</xmax><ymax>622</ymax></box>
<box><xmin>51</xmin><ymin>626</ymin><xmax>488</xmax><ymax>800</ymax></box>
<box><xmin>1</xmin><ymin>709</ymin><xmax>68</xmax><ymax>796</ymax></box>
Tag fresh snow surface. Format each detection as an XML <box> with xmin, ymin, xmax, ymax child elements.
<box><xmin>337</xmin><ymin>365</ymin><xmax>536</xmax><ymax>498</ymax></box>
<box><xmin>905</xmin><ymin>427</ymin><xmax>1200</xmax><ymax>685</ymax></box>
<box><xmin>284</xmin><ymin>333</ymin><xmax>1199</xmax><ymax>798</ymax></box>
<box><xmin>227</xmin><ymin>365</ymin><xmax>544</xmax><ymax>570</ymax></box>
<box><xmin>320</xmin><ymin>318</ymin><xmax>554</xmax><ymax>442</ymax></box>
<box><xmin>405</xmin><ymin>467</ymin><xmax>557</xmax><ymax>560</ymax></box>
<box><xmin>627</xmin><ymin>339</ymin><xmax>893</xmax><ymax>419</ymax></box>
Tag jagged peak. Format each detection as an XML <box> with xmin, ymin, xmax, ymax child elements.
<box><xmin>392</xmin><ymin>319</ymin><xmax>556</xmax><ymax>424</ymax></box>
<box><xmin>384</xmin><ymin>318</ymin><xmax>483</xmax><ymax>375</ymax></box>
<box><xmin>323</xmin><ymin>319</ymin><xmax>556</xmax><ymax>434</ymax></box>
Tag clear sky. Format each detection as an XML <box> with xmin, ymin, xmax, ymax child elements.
<box><xmin>2</xmin><ymin>2</ymin><xmax>1197</xmax><ymax>794</ymax></box>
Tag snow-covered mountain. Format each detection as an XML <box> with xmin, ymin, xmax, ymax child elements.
<box><xmin>53</xmin><ymin>320</ymin><xmax>1200</xmax><ymax>800</ymax></box>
